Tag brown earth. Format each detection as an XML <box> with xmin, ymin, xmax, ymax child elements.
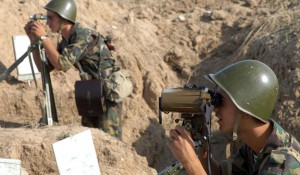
<box><xmin>0</xmin><ymin>0</ymin><xmax>299</xmax><ymax>174</ymax></box>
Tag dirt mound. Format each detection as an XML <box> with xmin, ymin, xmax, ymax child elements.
<box><xmin>0</xmin><ymin>126</ymin><xmax>156</xmax><ymax>175</ymax></box>
<box><xmin>0</xmin><ymin>0</ymin><xmax>299</xmax><ymax>174</ymax></box>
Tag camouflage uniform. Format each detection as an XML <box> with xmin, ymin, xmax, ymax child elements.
<box><xmin>221</xmin><ymin>120</ymin><xmax>300</xmax><ymax>175</ymax></box>
<box><xmin>56</xmin><ymin>23</ymin><xmax>123</xmax><ymax>139</ymax></box>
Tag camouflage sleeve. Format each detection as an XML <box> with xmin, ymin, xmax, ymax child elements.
<box><xmin>58</xmin><ymin>28</ymin><xmax>94</xmax><ymax>72</ymax></box>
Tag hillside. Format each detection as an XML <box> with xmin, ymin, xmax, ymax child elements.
<box><xmin>0</xmin><ymin>0</ymin><xmax>299</xmax><ymax>174</ymax></box>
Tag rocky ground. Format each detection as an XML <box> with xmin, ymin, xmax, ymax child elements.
<box><xmin>0</xmin><ymin>0</ymin><xmax>299</xmax><ymax>174</ymax></box>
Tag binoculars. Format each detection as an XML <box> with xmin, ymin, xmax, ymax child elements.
<box><xmin>158</xmin><ymin>86</ymin><xmax>223</xmax><ymax>124</ymax></box>
<box><xmin>159</xmin><ymin>86</ymin><xmax>222</xmax><ymax>114</ymax></box>
<box><xmin>29</xmin><ymin>13</ymin><xmax>47</xmax><ymax>21</ymax></box>
<box><xmin>158</xmin><ymin>85</ymin><xmax>223</xmax><ymax>142</ymax></box>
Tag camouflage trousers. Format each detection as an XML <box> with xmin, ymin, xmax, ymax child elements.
<box><xmin>81</xmin><ymin>99</ymin><xmax>123</xmax><ymax>140</ymax></box>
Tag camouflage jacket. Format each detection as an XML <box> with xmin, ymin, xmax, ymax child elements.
<box><xmin>221</xmin><ymin>120</ymin><xmax>300</xmax><ymax>175</ymax></box>
<box><xmin>57</xmin><ymin>23</ymin><xmax>115</xmax><ymax>79</ymax></box>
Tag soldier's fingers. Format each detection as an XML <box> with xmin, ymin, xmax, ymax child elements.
<box><xmin>31</xmin><ymin>22</ymin><xmax>42</xmax><ymax>29</ymax></box>
<box><xmin>175</xmin><ymin>125</ymin><xmax>191</xmax><ymax>138</ymax></box>
<box><xmin>24</xmin><ymin>23</ymin><xmax>32</xmax><ymax>30</ymax></box>
<box><xmin>169</xmin><ymin>129</ymin><xmax>179</xmax><ymax>140</ymax></box>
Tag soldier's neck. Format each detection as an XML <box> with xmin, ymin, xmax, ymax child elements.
<box><xmin>239</xmin><ymin>119</ymin><xmax>272</xmax><ymax>154</ymax></box>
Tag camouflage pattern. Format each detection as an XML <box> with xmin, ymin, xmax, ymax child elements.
<box><xmin>101</xmin><ymin>99</ymin><xmax>123</xmax><ymax>139</ymax></box>
<box><xmin>81</xmin><ymin>99</ymin><xmax>123</xmax><ymax>139</ymax></box>
<box><xmin>221</xmin><ymin>120</ymin><xmax>300</xmax><ymax>175</ymax></box>
<box><xmin>56</xmin><ymin>23</ymin><xmax>123</xmax><ymax>139</ymax></box>
<box><xmin>57</xmin><ymin>23</ymin><xmax>115</xmax><ymax>77</ymax></box>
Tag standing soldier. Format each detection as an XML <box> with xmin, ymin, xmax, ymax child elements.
<box><xmin>24</xmin><ymin>0</ymin><xmax>123</xmax><ymax>139</ymax></box>
<box><xmin>168</xmin><ymin>60</ymin><xmax>300</xmax><ymax>174</ymax></box>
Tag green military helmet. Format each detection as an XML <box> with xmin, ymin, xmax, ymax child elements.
<box><xmin>207</xmin><ymin>60</ymin><xmax>279</xmax><ymax>123</ymax></box>
<box><xmin>44</xmin><ymin>0</ymin><xmax>77</xmax><ymax>23</ymax></box>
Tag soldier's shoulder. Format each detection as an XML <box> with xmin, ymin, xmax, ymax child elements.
<box><xmin>269</xmin><ymin>146</ymin><xmax>300</xmax><ymax>172</ymax></box>
<box><xmin>73</xmin><ymin>23</ymin><xmax>97</xmax><ymax>38</ymax></box>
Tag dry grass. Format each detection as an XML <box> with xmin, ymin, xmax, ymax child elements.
<box><xmin>234</xmin><ymin>9</ymin><xmax>300</xmax><ymax>61</ymax></box>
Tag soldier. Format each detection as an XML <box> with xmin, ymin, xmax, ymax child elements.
<box><xmin>168</xmin><ymin>60</ymin><xmax>300</xmax><ymax>174</ymax></box>
<box><xmin>24</xmin><ymin>0</ymin><xmax>123</xmax><ymax>139</ymax></box>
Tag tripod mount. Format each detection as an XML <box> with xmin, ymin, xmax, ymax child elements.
<box><xmin>0</xmin><ymin>38</ymin><xmax>58</xmax><ymax>125</ymax></box>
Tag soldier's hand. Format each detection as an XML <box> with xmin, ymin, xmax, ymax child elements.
<box><xmin>24</xmin><ymin>21</ymin><xmax>35</xmax><ymax>42</ymax></box>
<box><xmin>28</xmin><ymin>21</ymin><xmax>47</xmax><ymax>40</ymax></box>
<box><xmin>168</xmin><ymin>125</ymin><xmax>196</xmax><ymax>164</ymax></box>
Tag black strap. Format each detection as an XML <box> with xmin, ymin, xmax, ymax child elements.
<box><xmin>80</xmin><ymin>34</ymin><xmax>100</xmax><ymax>61</ymax></box>
<box><xmin>97</xmin><ymin>36</ymin><xmax>104</xmax><ymax>77</ymax></box>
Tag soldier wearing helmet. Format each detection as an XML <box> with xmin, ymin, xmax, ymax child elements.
<box><xmin>24</xmin><ymin>0</ymin><xmax>123</xmax><ymax>139</ymax></box>
<box><xmin>168</xmin><ymin>60</ymin><xmax>300</xmax><ymax>174</ymax></box>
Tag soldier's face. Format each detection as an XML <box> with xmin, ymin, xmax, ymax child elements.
<box><xmin>46</xmin><ymin>10</ymin><xmax>61</xmax><ymax>33</ymax></box>
<box><xmin>214</xmin><ymin>88</ymin><xmax>240</xmax><ymax>134</ymax></box>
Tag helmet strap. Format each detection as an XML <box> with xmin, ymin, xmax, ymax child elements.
<box><xmin>58</xmin><ymin>22</ymin><xmax>64</xmax><ymax>35</ymax></box>
<box><xmin>232</xmin><ymin>112</ymin><xmax>242</xmax><ymax>141</ymax></box>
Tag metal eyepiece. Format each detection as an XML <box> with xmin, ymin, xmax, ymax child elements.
<box><xmin>30</xmin><ymin>13</ymin><xmax>47</xmax><ymax>21</ymax></box>
<box><xmin>210</xmin><ymin>92</ymin><xmax>223</xmax><ymax>107</ymax></box>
